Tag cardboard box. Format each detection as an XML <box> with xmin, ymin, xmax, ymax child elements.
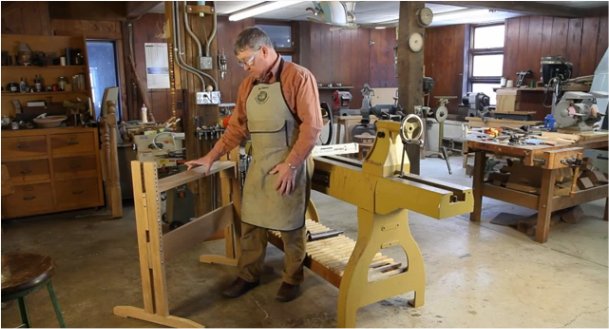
<box><xmin>496</xmin><ymin>88</ymin><xmax>518</xmax><ymax>112</ymax></box>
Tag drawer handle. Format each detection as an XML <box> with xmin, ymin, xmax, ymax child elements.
<box><xmin>67</xmin><ymin>139</ymin><xmax>80</xmax><ymax>145</ymax></box>
<box><xmin>23</xmin><ymin>196</ymin><xmax>36</xmax><ymax>201</ymax></box>
<box><xmin>20</xmin><ymin>169</ymin><xmax>32</xmax><ymax>175</ymax></box>
<box><xmin>69</xmin><ymin>163</ymin><xmax>81</xmax><ymax>170</ymax></box>
<box><xmin>16</xmin><ymin>143</ymin><xmax>28</xmax><ymax>150</ymax></box>
<box><xmin>72</xmin><ymin>190</ymin><xmax>85</xmax><ymax>195</ymax></box>
<box><xmin>23</xmin><ymin>186</ymin><xmax>34</xmax><ymax>192</ymax></box>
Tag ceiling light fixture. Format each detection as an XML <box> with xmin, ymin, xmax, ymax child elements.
<box><xmin>432</xmin><ymin>9</ymin><xmax>489</xmax><ymax>22</ymax></box>
<box><xmin>220</xmin><ymin>1</ymin><xmax>266</xmax><ymax>15</ymax></box>
<box><xmin>228</xmin><ymin>1</ymin><xmax>306</xmax><ymax>22</ymax></box>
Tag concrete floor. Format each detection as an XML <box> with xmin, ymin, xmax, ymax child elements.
<box><xmin>1</xmin><ymin>156</ymin><xmax>607</xmax><ymax>328</ymax></box>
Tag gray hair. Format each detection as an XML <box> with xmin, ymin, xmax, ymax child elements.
<box><xmin>233</xmin><ymin>26</ymin><xmax>274</xmax><ymax>55</ymax></box>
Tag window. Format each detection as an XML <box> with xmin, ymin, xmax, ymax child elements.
<box><xmin>468</xmin><ymin>24</ymin><xmax>504</xmax><ymax>105</ymax></box>
<box><xmin>256</xmin><ymin>21</ymin><xmax>298</xmax><ymax>63</ymax></box>
<box><xmin>86</xmin><ymin>40</ymin><xmax>120</xmax><ymax>119</ymax></box>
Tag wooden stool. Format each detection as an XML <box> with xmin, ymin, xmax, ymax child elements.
<box><xmin>1</xmin><ymin>253</ymin><xmax>66</xmax><ymax>328</ymax></box>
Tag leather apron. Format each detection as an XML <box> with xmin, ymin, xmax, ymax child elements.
<box><xmin>241</xmin><ymin>60</ymin><xmax>307</xmax><ymax>231</ymax></box>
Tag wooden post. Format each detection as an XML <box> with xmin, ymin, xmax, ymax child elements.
<box><xmin>100</xmin><ymin>100</ymin><xmax>123</xmax><ymax>218</ymax></box>
<box><xmin>397</xmin><ymin>2</ymin><xmax>425</xmax><ymax>174</ymax></box>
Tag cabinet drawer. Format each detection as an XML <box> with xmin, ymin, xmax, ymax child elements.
<box><xmin>2</xmin><ymin>183</ymin><xmax>53</xmax><ymax>217</ymax></box>
<box><xmin>51</xmin><ymin>133</ymin><xmax>95</xmax><ymax>155</ymax></box>
<box><xmin>2</xmin><ymin>136</ymin><xmax>48</xmax><ymax>159</ymax></box>
<box><xmin>4</xmin><ymin>160</ymin><xmax>50</xmax><ymax>184</ymax></box>
<box><xmin>55</xmin><ymin>177</ymin><xmax>101</xmax><ymax>209</ymax></box>
<box><xmin>53</xmin><ymin>155</ymin><xmax>98</xmax><ymax>180</ymax></box>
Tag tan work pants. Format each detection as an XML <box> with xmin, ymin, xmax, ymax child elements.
<box><xmin>238</xmin><ymin>221</ymin><xmax>306</xmax><ymax>285</ymax></box>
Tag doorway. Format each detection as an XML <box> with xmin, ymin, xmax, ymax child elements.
<box><xmin>86</xmin><ymin>40</ymin><xmax>120</xmax><ymax>120</ymax></box>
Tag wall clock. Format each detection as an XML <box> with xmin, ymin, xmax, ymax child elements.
<box><xmin>408</xmin><ymin>32</ymin><xmax>423</xmax><ymax>52</ymax></box>
<box><xmin>416</xmin><ymin>7</ymin><xmax>433</xmax><ymax>27</ymax></box>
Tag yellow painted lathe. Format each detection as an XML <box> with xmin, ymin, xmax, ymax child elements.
<box><xmin>271</xmin><ymin>119</ymin><xmax>473</xmax><ymax>327</ymax></box>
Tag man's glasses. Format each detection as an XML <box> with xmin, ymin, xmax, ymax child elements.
<box><xmin>237</xmin><ymin>50</ymin><xmax>259</xmax><ymax>68</ymax></box>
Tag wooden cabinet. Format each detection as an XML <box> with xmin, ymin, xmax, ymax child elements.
<box><xmin>1</xmin><ymin>127</ymin><xmax>103</xmax><ymax>218</ymax></box>
<box><xmin>1</xmin><ymin>34</ymin><xmax>91</xmax><ymax>118</ymax></box>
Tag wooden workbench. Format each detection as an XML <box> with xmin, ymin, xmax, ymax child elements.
<box><xmin>466</xmin><ymin>130</ymin><xmax>608</xmax><ymax>243</ymax></box>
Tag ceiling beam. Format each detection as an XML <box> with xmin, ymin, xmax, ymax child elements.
<box><xmin>427</xmin><ymin>1</ymin><xmax>607</xmax><ymax>18</ymax></box>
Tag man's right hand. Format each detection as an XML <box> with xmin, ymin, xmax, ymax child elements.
<box><xmin>185</xmin><ymin>154</ymin><xmax>215</xmax><ymax>175</ymax></box>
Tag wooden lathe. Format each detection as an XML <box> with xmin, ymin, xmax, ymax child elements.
<box><xmin>281</xmin><ymin>119</ymin><xmax>474</xmax><ymax>327</ymax></box>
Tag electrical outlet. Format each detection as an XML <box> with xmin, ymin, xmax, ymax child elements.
<box><xmin>200</xmin><ymin>56</ymin><xmax>213</xmax><ymax>70</ymax></box>
<box><xmin>196</xmin><ymin>91</ymin><xmax>221</xmax><ymax>105</ymax></box>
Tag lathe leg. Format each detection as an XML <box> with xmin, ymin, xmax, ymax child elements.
<box><xmin>337</xmin><ymin>208</ymin><xmax>425</xmax><ymax>327</ymax></box>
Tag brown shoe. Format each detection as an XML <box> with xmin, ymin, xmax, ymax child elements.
<box><xmin>222</xmin><ymin>277</ymin><xmax>259</xmax><ymax>298</ymax></box>
<box><xmin>275</xmin><ymin>282</ymin><xmax>300</xmax><ymax>302</ymax></box>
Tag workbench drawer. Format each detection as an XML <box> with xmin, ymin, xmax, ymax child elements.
<box><xmin>54</xmin><ymin>177</ymin><xmax>101</xmax><ymax>209</ymax></box>
<box><xmin>52</xmin><ymin>155</ymin><xmax>99</xmax><ymax>180</ymax></box>
<box><xmin>3</xmin><ymin>160</ymin><xmax>51</xmax><ymax>185</ymax></box>
<box><xmin>51</xmin><ymin>132</ymin><xmax>96</xmax><ymax>156</ymax></box>
<box><xmin>1</xmin><ymin>136</ymin><xmax>48</xmax><ymax>159</ymax></box>
<box><xmin>2</xmin><ymin>183</ymin><xmax>54</xmax><ymax>218</ymax></box>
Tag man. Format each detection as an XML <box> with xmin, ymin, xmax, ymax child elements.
<box><xmin>185</xmin><ymin>26</ymin><xmax>322</xmax><ymax>302</ymax></box>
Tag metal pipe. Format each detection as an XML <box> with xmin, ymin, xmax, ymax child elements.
<box><xmin>206</xmin><ymin>7</ymin><xmax>217</xmax><ymax>57</ymax></box>
<box><xmin>183</xmin><ymin>2</ymin><xmax>219</xmax><ymax>90</ymax></box>
<box><xmin>172</xmin><ymin>1</ymin><xmax>206</xmax><ymax>90</ymax></box>
<box><xmin>183</xmin><ymin>0</ymin><xmax>203</xmax><ymax>57</ymax></box>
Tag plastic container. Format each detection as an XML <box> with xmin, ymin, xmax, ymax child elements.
<box><xmin>141</xmin><ymin>104</ymin><xmax>148</xmax><ymax>123</ymax></box>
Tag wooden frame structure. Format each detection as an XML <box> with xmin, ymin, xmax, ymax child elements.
<box><xmin>113</xmin><ymin>160</ymin><xmax>239</xmax><ymax>327</ymax></box>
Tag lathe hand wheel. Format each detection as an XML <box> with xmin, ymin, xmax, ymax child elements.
<box><xmin>400</xmin><ymin>114</ymin><xmax>424</xmax><ymax>144</ymax></box>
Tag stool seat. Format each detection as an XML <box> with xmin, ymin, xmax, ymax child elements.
<box><xmin>2</xmin><ymin>253</ymin><xmax>54</xmax><ymax>296</ymax></box>
<box><xmin>1</xmin><ymin>252</ymin><xmax>65</xmax><ymax>328</ymax></box>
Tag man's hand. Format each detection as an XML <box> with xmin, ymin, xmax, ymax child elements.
<box><xmin>185</xmin><ymin>154</ymin><xmax>215</xmax><ymax>175</ymax></box>
<box><xmin>269</xmin><ymin>162</ymin><xmax>298</xmax><ymax>196</ymax></box>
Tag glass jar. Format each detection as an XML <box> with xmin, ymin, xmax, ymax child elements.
<box><xmin>57</xmin><ymin>76</ymin><xmax>67</xmax><ymax>91</ymax></box>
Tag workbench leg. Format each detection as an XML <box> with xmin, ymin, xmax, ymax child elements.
<box><xmin>470</xmin><ymin>151</ymin><xmax>486</xmax><ymax>222</ymax></box>
<box><xmin>536</xmin><ymin>168</ymin><xmax>557</xmax><ymax>243</ymax></box>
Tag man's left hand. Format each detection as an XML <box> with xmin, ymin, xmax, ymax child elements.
<box><xmin>269</xmin><ymin>162</ymin><xmax>297</xmax><ymax>196</ymax></box>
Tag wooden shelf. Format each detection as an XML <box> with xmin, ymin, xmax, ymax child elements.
<box><xmin>1</xmin><ymin>34</ymin><xmax>91</xmax><ymax>117</ymax></box>
<box><xmin>2</xmin><ymin>91</ymin><xmax>88</xmax><ymax>97</ymax></box>
<box><xmin>1</xmin><ymin>65</ymin><xmax>86</xmax><ymax>70</ymax></box>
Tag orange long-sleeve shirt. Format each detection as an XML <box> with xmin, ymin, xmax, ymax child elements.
<box><xmin>210</xmin><ymin>55</ymin><xmax>323</xmax><ymax>167</ymax></box>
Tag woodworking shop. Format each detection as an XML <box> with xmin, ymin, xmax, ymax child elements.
<box><xmin>1</xmin><ymin>1</ymin><xmax>608</xmax><ymax>327</ymax></box>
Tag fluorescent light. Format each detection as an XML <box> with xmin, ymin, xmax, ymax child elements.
<box><xmin>433</xmin><ymin>9</ymin><xmax>489</xmax><ymax>22</ymax></box>
<box><xmin>220</xmin><ymin>1</ymin><xmax>266</xmax><ymax>15</ymax></box>
<box><xmin>228</xmin><ymin>1</ymin><xmax>306</xmax><ymax>22</ymax></box>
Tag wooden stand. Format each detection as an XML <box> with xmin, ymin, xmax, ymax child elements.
<box><xmin>113</xmin><ymin>160</ymin><xmax>239</xmax><ymax>328</ymax></box>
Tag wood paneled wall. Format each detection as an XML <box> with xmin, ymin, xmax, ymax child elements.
<box><xmin>1</xmin><ymin>2</ymin><xmax>50</xmax><ymax>35</ymax></box>
<box><xmin>214</xmin><ymin>18</ymin><xmax>397</xmax><ymax>109</ymax></box>
<box><xmin>2</xmin><ymin>2</ymin><xmax>606</xmax><ymax>120</ymax></box>
<box><xmin>300</xmin><ymin>22</ymin><xmax>397</xmax><ymax>107</ymax></box>
<box><xmin>216</xmin><ymin>16</ymin><xmax>253</xmax><ymax>104</ymax></box>
<box><xmin>424</xmin><ymin>25</ymin><xmax>467</xmax><ymax>111</ymax></box>
<box><xmin>504</xmin><ymin>15</ymin><xmax>608</xmax><ymax>82</ymax></box>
